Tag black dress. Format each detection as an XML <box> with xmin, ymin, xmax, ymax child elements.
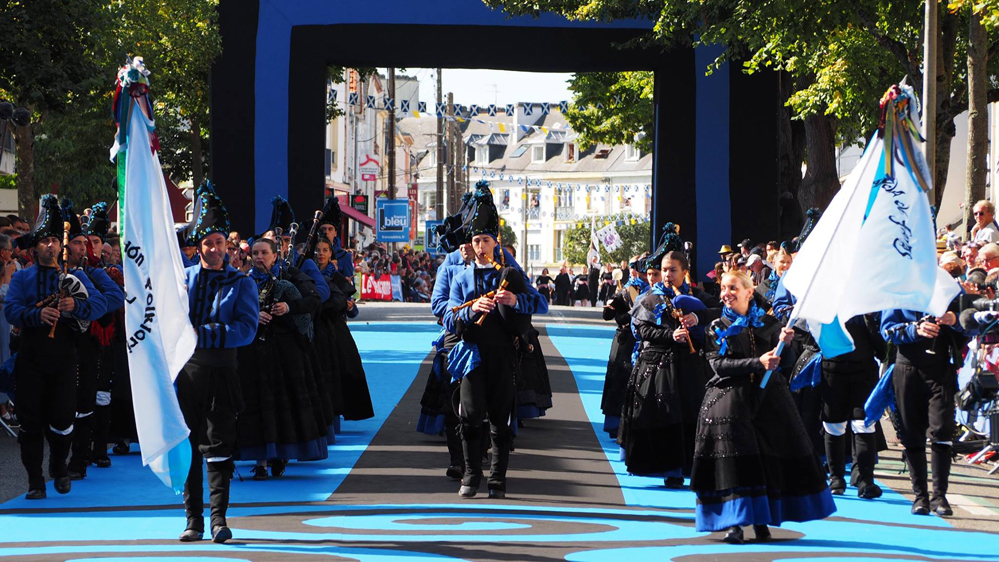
<box><xmin>554</xmin><ymin>272</ymin><xmax>571</xmax><ymax>305</ymax></box>
<box><xmin>535</xmin><ymin>275</ymin><xmax>553</xmax><ymax>303</ymax></box>
<box><xmin>618</xmin><ymin>287</ymin><xmax>713</xmax><ymax>477</ymax></box>
<box><xmin>313</xmin><ymin>274</ymin><xmax>346</xmax><ymax>435</ymax></box>
<box><xmin>328</xmin><ymin>270</ymin><xmax>374</xmax><ymax>421</ymax></box>
<box><xmin>237</xmin><ymin>266</ymin><xmax>330</xmax><ymax>462</ymax></box>
<box><xmin>600</xmin><ymin>286</ymin><xmax>638</xmax><ymax>436</ymax></box>
<box><xmin>692</xmin><ymin>311</ymin><xmax>835</xmax><ymax>531</ymax></box>
<box><xmin>573</xmin><ymin>275</ymin><xmax>590</xmax><ymax>303</ymax></box>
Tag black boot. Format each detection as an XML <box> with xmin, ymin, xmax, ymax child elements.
<box><xmin>445</xmin><ymin>417</ymin><xmax>464</xmax><ymax>480</ymax></box>
<box><xmin>487</xmin><ymin>428</ymin><xmax>511</xmax><ymax>499</ymax></box>
<box><xmin>930</xmin><ymin>443</ymin><xmax>953</xmax><ymax>516</ymax></box>
<box><xmin>907</xmin><ymin>447</ymin><xmax>930</xmax><ymax>515</ymax></box>
<box><xmin>180</xmin><ymin>456</ymin><xmax>205</xmax><ymax>542</ymax></box>
<box><xmin>68</xmin><ymin>414</ymin><xmax>94</xmax><ymax>480</ymax></box>
<box><xmin>91</xmin><ymin>405</ymin><xmax>112</xmax><ymax>468</ymax></box>
<box><xmin>47</xmin><ymin>427</ymin><xmax>73</xmax><ymax>494</ymax></box>
<box><xmin>207</xmin><ymin>460</ymin><xmax>234</xmax><ymax>543</ymax></box>
<box><xmin>854</xmin><ymin>432</ymin><xmax>882</xmax><ymax>499</ymax></box>
<box><xmin>459</xmin><ymin>424</ymin><xmax>483</xmax><ymax>497</ymax></box>
<box><xmin>19</xmin><ymin>430</ymin><xmax>46</xmax><ymax>499</ymax></box>
<box><xmin>824</xmin><ymin>432</ymin><xmax>847</xmax><ymax>495</ymax></box>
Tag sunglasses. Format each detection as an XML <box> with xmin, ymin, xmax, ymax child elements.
<box><xmin>975</xmin><ymin>211</ymin><xmax>989</xmax><ymax>216</ymax></box>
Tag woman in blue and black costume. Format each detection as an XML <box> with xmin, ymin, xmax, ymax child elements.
<box><xmin>5</xmin><ymin>195</ymin><xmax>107</xmax><ymax>500</ymax></box>
<box><xmin>600</xmin><ymin>253</ymin><xmax>649</xmax><ymax>438</ymax></box>
<box><xmin>313</xmin><ymin>202</ymin><xmax>374</xmax><ymax>423</ymax></box>
<box><xmin>620</xmin><ymin>225</ymin><xmax>719</xmax><ymax>487</ymax></box>
<box><xmin>444</xmin><ymin>186</ymin><xmax>549</xmax><ymax>499</ymax></box>
<box><xmin>177</xmin><ymin>182</ymin><xmax>259</xmax><ymax>543</ymax></box>
<box><xmin>236</xmin><ymin>235</ymin><xmax>330</xmax><ymax>480</ymax></box>
<box><xmin>881</xmin><ymin>295</ymin><xmax>966</xmax><ymax>517</ymax></box>
<box><xmin>692</xmin><ymin>270</ymin><xmax>834</xmax><ymax>544</ymax></box>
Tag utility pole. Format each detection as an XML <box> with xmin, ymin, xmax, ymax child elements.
<box><xmin>387</xmin><ymin>68</ymin><xmax>397</xmax><ymax>200</ymax></box>
<box><xmin>522</xmin><ymin>186</ymin><xmax>528</xmax><ymax>271</ymax></box>
<box><xmin>446</xmin><ymin>92</ymin><xmax>455</xmax><ymax>214</ymax></box>
<box><xmin>436</xmin><ymin>68</ymin><xmax>444</xmax><ymax>220</ymax></box>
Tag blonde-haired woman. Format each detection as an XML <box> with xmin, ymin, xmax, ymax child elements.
<box><xmin>757</xmin><ymin>244</ymin><xmax>793</xmax><ymax>309</ymax></box>
<box><xmin>691</xmin><ymin>271</ymin><xmax>835</xmax><ymax>543</ymax></box>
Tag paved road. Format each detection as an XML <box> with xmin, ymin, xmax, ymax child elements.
<box><xmin>3</xmin><ymin>305</ymin><xmax>999</xmax><ymax>561</ymax></box>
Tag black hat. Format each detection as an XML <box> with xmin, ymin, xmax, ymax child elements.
<box><xmin>318</xmin><ymin>195</ymin><xmax>342</xmax><ymax>229</ymax></box>
<box><xmin>268</xmin><ymin>195</ymin><xmax>296</xmax><ymax>236</ymax></box>
<box><xmin>188</xmin><ymin>180</ymin><xmax>231</xmax><ymax>245</ymax></box>
<box><xmin>466</xmin><ymin>181</ymin><xmax>499</xmax><ymax>241</ymax></box>
<box><xmin>60</xmin><ymin>198</ymin><xmax>86</xmax><ymax>241</ymax></box>
<box><xmin>794</xmin><ymin>207</ymin><xmax>822</xmax><ymax>252</ymax></box>
<box><xmin>86</xmin><ymin>202</ymin><xmax>111</xmax><ymax>242</ymax></box>
<box><xmin>738</xmin><ymin>238</ymin><xmax>752</xmax><ymax>249</ymax></box>
<box><xmin>435</xmin><ymin>189</ymin><xmax>476</xmax><ymax>253</ymax></box>
<box><xmin>31</xmin><ymin>194</ymin><xmax>65</xmax><ymax>246</ymax></box>
<box><xmin>645</xmin><ymin>222</ymin><xmax>683</xmax><ymax>271</ymax></box>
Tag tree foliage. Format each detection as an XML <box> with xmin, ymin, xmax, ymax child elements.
<box><xmin>563</xmin><ymin>72</ymin><xmax>654</xmax><ymax>152</ymax></box>
<box><xmin>561</xmin><ymin>219</ymin><xmax>649</xmax><ymax>266</ymax></box>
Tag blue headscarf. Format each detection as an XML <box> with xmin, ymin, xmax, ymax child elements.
<box><xmin>247</xmin><ymin>264</ymin><xmax>279</xmax><ymax>287</ymax></box>
<box><xmin>624</xmin><ymin>275</ymin><xmax>651</xmax><ymax>295</ymax></box>
<box><xmin>319</xmin><ymin>260</ymin><xmax>337</xmax><ymax>278</ymax></box>
<box><xmin>715</xmin><ymin>301</ymin><xmax>766</xmax><ymax>355</ymax></box>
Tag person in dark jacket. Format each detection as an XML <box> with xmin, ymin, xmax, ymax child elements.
<box><xmin>882</xmin><ymin>302</ymin><xmax>966</xmax><ymax>517</ymax></box>
<box><xmin>554</xmin><ymin>266</ymin><xmax>571</xmax><ymax>306</ymax></box>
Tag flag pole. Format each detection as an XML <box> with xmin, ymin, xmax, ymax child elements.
<box><xmin>923</xmin><ymin>0</ymin><xmax>938</xmax><ymax>205</ymax></box>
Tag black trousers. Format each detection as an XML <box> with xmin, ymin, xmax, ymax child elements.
<box><xmin>176</xmin><ymin>349</ymin><xmax>240</xmax><ymax>461</ymax></box>
<box><xmin>893</xmin><ymin>361</ymin><xmax>956</xmax><ymax>449</ymax></box>
<box><xmin>819</xmin><ymin>364</ymin><xmax>878</xmax><ymax>422</ymax></box>
<box><xmin>459</xmin><ymin>342</ymin><xmax>516</xmax><ymax>489</ymax></box>
<box><xmin>16</xmin><ymin>344</ymin><xmax>78</xmax><ymax>436</ymax></box>
<box><xmin>69</xmin><ymin>336</ymin><xmax>102</xmax><ymax>469</ymax></box>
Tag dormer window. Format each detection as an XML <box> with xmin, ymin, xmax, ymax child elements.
<box><xmin>476</xmin><ymin>145</ymin><xmax>488</xmax><ymax>165</ymax></box>
<box><xmin>626</xmin><ymin>144</ymin><xmax>640</xmax><ymax>161</ymax></box>
<box><xmin>565</xmin><ymin>143</ymin><xmax>577</xmax><ymax>163</ymax></box>
<box><xmin>531</xmin><ymin>145</ymin><xmax>545</xmax><ymax>164</ymax></box>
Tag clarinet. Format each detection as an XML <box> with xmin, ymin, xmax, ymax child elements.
<box><xmin>296</xmin><ymin>211</ymin><xmax>324</xmax><ymax>268</ymax></box>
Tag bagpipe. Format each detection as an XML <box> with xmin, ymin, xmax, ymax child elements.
<box><xmin>256</xmin><ymin>272</ymin><xmax>279</xmax><ymax>342</ymax></box>
<box><xmin>296</xmin><ymin>210</ymin><xmax>323</xmax><ymax>269</ymax></box>
<box><xmin>671</xmin><ymin>294</ymin><xmax>708</xmax><ymax>353</ymax></box>
<box><xmin>40</xmin><ymin>222</ymin><xmax>91</xmax><ymax>337</ymax></box>
<box><xmin>451</xmin><ymin>249</ymin><xmax>532</xmax><ymax>337</ymax></box>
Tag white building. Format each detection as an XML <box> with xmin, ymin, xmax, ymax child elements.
<box><xmin>400</xmin><ymin>106</ymin><xmax>652</xmax><ymax>273</ymax></box>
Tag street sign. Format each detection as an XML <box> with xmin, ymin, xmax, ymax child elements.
<box><xmin>359</xmin><ymin>154</ymin><xmax>380</xmax><ymax>182</ymax></box>
<box><xmin>351</xmin><ymin>193</ymin><xmax>368</xmax><ymax>215</ymax></box>
<box><xmin>425</xmin><ymin>220</ymin><xmax>442</xmax><ymax>255</ymax></box>
<box><xmin>376</xmin><ymin>198</ymin><xmax>410</xmax><ymax>242</ymax></box>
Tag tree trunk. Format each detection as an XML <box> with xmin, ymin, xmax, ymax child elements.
<box><xmin>933</xmin><ymin>4</ymin><xmax>960</xmax><ymax>208</ymax></box>
<box><xmin>13</xmin><ymin>120</ymin><xmax>37</xmax><ymax>221</ymax></box>
<box><xmin>190</xmin><ymin>116</ymin><xmax>204</xmax><ymax>188</ymax></box>
<box><xmin>798</xmin><ymin>112</ymin><xmax>840</xmax><ymax>214</ymax></box>
<box><xmin>777</xmin><ymin>71</ymin><xmax>806</xmax><ymax>239</ymax></box>
<box><xmin>965</xmin><ymin>6</ymin><xmax>989</xmax><ymax>233</ymax></box>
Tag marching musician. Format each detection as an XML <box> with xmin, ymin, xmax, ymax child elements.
<box><xmin>177</xmin><ymin>182</ymin><xmax>258</xmax><ymax>543</ymax></box>
<box><xmin>61</xmin><ymin>200</ymin><xmax>125</xmax><ymax>482</ymax></box>
<box><xmin>444</xmin><ymin>185</ymin><xmax>549</xmax><ymax>499</ymax></box>
<box><xmin>5</xmin><ymin>195</ymin><xmax>106</xmax><ymax>500</ymax></box>
<box><xmin>600</xmin><ymin>253</ymin><xmax>649</xmax><ymax>438</ymax></box>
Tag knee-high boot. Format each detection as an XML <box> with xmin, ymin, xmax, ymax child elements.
<box><xmin>906</xmin><ymin>447</ymin><xmax>930</xmax><ymax>515</ymax></box>
<box><xmin>460</xmin><ymin>423</ymin><xmax>483</xmax><ymax>489</ymax></box>
<box><xmin>930</xmin><ymin>443</ymin><xmax>953</xmax><ymax>516</ymax></box>
<box><xmin>18</xmin><ymin>430</ymin><xmax>45</xmax><ymax>496</ymax></box>
<box><xmin>487</xmin><ymin>427</ymin><xmax>511</xmax><ymax>495</ymax></box>
<box><xmin>824</xmin><ymin>432</ymin><xmax>847</xmax><ymax>494</ymax></box>
<box><xmin>206</xmin><ymin>459</ymin><xmax>233</xmax><ymax>543</ymax></box>
<box><xmin>444</xmin><ymin>415</ymin><xmax>464</xmax><ymax>477</ymax></box>
<box><xmin>853</xmin><ymin>432</ymin><xmax>882</xmax><ymax>499</ymax></box>
<box><xmin>68</xmin><ymin>414</ymin><xmax>94</xmax><ymax>478</ymax></box>
<box><xmin>180</xmin><ymin>454</ymin><xmax>205</xmax><ymax>540</ymax></box>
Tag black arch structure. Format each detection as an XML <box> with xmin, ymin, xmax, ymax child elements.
<box><xmin>211</xmin><ymin>0</ymin><xmax>780</xmax><ymax>275</ymax></box>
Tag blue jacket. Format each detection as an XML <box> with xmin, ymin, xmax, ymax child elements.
<box><xmin>332</xmin><ymin>237</ymin><xmax>354</xmax><ymax>278</ymax></box>
<box><xmin>298</xmin><ymin>258</ymin><xmax>331</xmax><ymax>303</ymax></box>
<box><xmin>5</xmin><ymin>264</ymin><xmax>106</xmax><ymax>329</ymax></box>
<box><xmin>444</xmin><ymin>263</ymin><xmax>549</xmax><ymax>334</ymax></box>
<box><xmin>185</xmin><ymin>263</ymin><xmax>259</xmax><ymax>349</ymax></box>
<box><xmin>75</xmin><ymin>267</ymin><xmax>125</xmax><ymax>314</ymax></box>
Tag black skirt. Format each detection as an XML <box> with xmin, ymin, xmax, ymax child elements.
<box><xmin>314</xmin><ymin>311</ymin><xmax>345</xmax><ymax>423</ymax></box>
<box><xmin>235</xmin><ymin>325</ymin><xmax>330</xmax><ymax>462</ymax></box>
<box><xmin>332</xmin><ymin>315</ymin><xmax>374</xmax><ymax>421</ymax></box>
<box><xmin>516</xmin><ymin>331</ymin><xmax>553</xmax><ymax>419</ymax></box>
<box><xmin>617</xmin><ymin>345</ymin><xmax>686</xmax><ymax>475</ymax></box>
<box><xmin>601</xmin><ymin>325</ymin><xmax>635</xmax><ymax>422</ymax></box>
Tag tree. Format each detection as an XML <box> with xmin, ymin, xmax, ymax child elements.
<box><xmin>498</xmin><ymin>222</ymin><xmax>518</xmax><ymax>248</ymax></box>
<box><xmin>486</xmin><ymin>0</ymin><xmax>999</xmax><ymax>230</ymax></box>
<box><xmin>965</xmin><ymin>1</ymin><xmax>989</xmax><ymax>230</ymax></box>
<box><xmin>562</xmin><ymin>219</ymin><xmax>649</xmax><ymax>266</ymax></box>
<box><xmin>0</xmin><ymin>0</ymin><xmax>114</xmax><ymax>218</ymax></box>
<box><xmin>562</xmin><ymin>72</ymin><xmax>654</xmax><ymax>152</ymax></box>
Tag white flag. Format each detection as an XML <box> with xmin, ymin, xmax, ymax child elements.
<box><xmin>596</xmin><ymin>222</ymin><xmax>623</xmax><ymax>252</ymax></box>
<box><xmin>781</xmin><ymin>83</ymin><xmax>959</xmax><ymax>358</ymax></box>
<box><xmin>118</xmin><ymin>90</ymin><xmax>198</xmax><ymax>492</ymax></box>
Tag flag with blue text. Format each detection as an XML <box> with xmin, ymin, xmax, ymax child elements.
<box><xmin>781</xmin><ymin>83</ymin><xmax>959</xmax><ymax>358</ymax></box>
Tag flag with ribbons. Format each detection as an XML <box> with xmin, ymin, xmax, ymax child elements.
<box><xmin>780</xmin><ymin>82</ymin><xmax>959</xmax><ymax>360</ymax></box>
<box><xmin>110</xmin><ymin>58</ymin><xmax>198</xmax><ymax>493</ymax></box>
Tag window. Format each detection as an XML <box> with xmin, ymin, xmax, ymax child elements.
<box><xmin>565</xmin><ymin>143</ymin><xmax>576</xmax><ymax>162</ymax></box>
<box><xmin>554</xmin><ymin>230</ymin><xmax>564</xmax><ymax>262</ymax></box>
<box><xmin>626</xmin><ymin>144</ymin><xmax>640</xmax><ymax>161</ymax></box>
<box><xmin>428</xmin><ymin>148</ymin><xmax>436</xmax><ymax>167</ymax></box>
<box><xmin>510</xmin><ymin>144</ymin><xmax>529</xmax><ymax>158</ymax></box>
<box><xmin>531</xmin><ymin>145</ymin><xmax>545</xmax><ymax>164</ymax></box>
<box><xmin>528</xmin><ymin>244</ymin><xmax>541</xmax><ymax>262</ymax></box>
<box><xmin>476</xmin><ymin>145</ymin><xmax>488</xmax><ymax>165</ymax></box>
